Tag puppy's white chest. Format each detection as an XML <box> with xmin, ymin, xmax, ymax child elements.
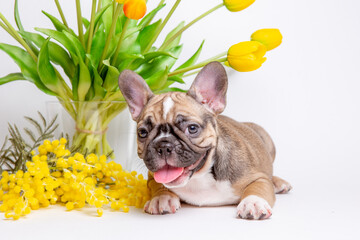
<box><xmin>171</xmin><ymin>172</ymin><xmax>239</xmax><ymax>207</ymax></box>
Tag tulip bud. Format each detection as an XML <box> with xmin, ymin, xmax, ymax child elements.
<box><xmin>227</xmin><ymin>41</ymin><xmax>266</xmax><ymax>72</ymax></box>
<box><xmin>223</xmin><ymin>0</ymin><xmax>255</xmax><ymax>12</ymax></box>
<box><xmin>251</xmin><ymin>29</ymin><xmax>282</xmax><ymax>51</ymax></box>
<box><xmin>123</xmin><ymin>0</ymin><xmax>147</xmax><ymax>20</ymax></box>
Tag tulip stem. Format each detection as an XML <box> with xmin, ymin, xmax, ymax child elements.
<box><xmin>197</xmin><ymin>51</ymin><xmax>227</xmax><ymax>65</ymax></box>
<box><xmin>94</xmin><ymin>0</ymin><xmax>103</xmax><ymax>34</ymax></box>
<box><xmin>98</xmin><ymin>4</ymin><xmax>122</xmax><ymax>71</ymax></box>
<box><xmin>54</xmin><ymin>0</ymin><xmax>69</xmax><ymax>30</ymax></box>
<box><xmin>169</xmin><ymin>51</ymin><xmax>227</xmax><ymax>77</ymax></box>
<box><xmin>75</xmin><ymin>0</ymin><xmax>85</xmax><ymax>48</ymax></box>
<box><xmin>159</xmin><ymin>3</ymin><xmax>224</xmax><ymax>51</ymax></box>
<box><xmin>0</xmin><ymin>13</ymin><xmax>38</xmax><ymax>61</ymax></box>
<box><xmin>169</xmin><ymin>57</ymin><xmax>227</xmax><ymax>77</ymax></box>
<box><xmin>112</xmin><ymin>1</ymin><xmax>117</xmax><ymax>17</ymax></box>
<box><xmin>111</xmin><ymin>17</ymin><xmax>130</xmax><ymax>66</ymax></box>
<box><xmin>143</xmin><ymin>0</ymin><xmax>181</xmax><ymax>53</ymax></box>
<box><xmin>142</xmin><ymin>0</ymin><xmax>166</xmax><ymax>28</ymax></box>
<box><xmin>182</xmin><ymin>70</ymin><xmax>200</xmax><ymax>78</ymax></box>
<box><xmin>85</xmin><ymin>0</ymin><xmax>98</xmax><ymax>65</ymax></box>
<box><xmin>97</xmin><ymin>0</ymin><xmax>102</xmax><ymax>12</ymax></box>
<box><xmin>0</xmin><ymin>21</ymin><xmax>16</xmax><ymax>39</ymax></box>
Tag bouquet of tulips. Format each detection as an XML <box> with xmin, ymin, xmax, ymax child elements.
<box><xmin>0</xmin><ymin>0</ymin><xmax>282</xmax><ymax>158</ymax></box>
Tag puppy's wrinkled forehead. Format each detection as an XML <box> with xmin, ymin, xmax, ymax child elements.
<box><xmin>139</xmin><ymin>92</ymin><xmax>206</xmax><ymax>124</ymax></box>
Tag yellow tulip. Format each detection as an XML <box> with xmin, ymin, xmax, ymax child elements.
<box><xmin>123</xmin><ymin>0</ymin><xmax>147</xmax><ymax>20</ymax></box>
<box><xmin>115</xmin><ymin>0</ymin><xmax>126</xmax><ymax>3</ymax></box>
<box><xmin>223</xmin><ymin>0</ymin><xmax>255</xmax><ymax>12</ymax></box>
<box><xmin>251</xmin><ymin>28</ymin><xmax>282</xmax><ymax>51</ymax></box>
<box><xmin>227</xmin><ymin>41</ymin><xmax>266</xmax><ymax>72</ymax></box>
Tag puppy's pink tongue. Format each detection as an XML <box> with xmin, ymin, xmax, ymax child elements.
<box><xmin>154</xmin><ymin>165</ymin><xmax>184</xmax><ymax>184</ymax></box>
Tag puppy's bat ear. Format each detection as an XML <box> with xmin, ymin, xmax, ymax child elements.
<box><xmin>118</xmin><ymin>70</ymin><xmax>153</xmax><ymax>121</ymax></box>
<box><xmin>187</xmin><ymin>61</ymin><xmax>228</xmax><ymax>115</ymax></box>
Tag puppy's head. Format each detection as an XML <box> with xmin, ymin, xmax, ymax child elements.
<box><xmin>118</xmin><ymin>62</ymin><xmax>228</xmax><ymax>188</ymax></box>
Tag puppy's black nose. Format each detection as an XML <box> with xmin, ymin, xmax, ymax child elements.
<box><xmin>156</xmin><ymin>141</ymin><xmax>174</xmax><ymax>157</ymax></box>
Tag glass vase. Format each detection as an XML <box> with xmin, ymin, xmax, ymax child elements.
<box><xmin>46</xmin><ymin>101</ymin><xmax>145</xmax><ymax>172</ymax></box>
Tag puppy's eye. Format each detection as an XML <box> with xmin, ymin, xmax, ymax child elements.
<box><xmin>138</xmin><ymin>128</ymin><xmax>148</xmax><ymax>138</ymax></box>
<box><xmin>187</xmin><ymin>124</ymin><xmax>199</xmax><ymax>135</ymax></box>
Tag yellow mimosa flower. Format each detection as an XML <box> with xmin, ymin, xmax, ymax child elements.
<box><xmin>251</xmin><ymin>28</ymin><xmax>282</xmax><ymax>51</ymax></box>
<box><xmin>227</xmin><ymin>41</ymin><xmax>266</xmax><ymax>72</ymax></box>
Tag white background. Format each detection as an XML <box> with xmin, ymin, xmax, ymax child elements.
<box><xmin>1</xmin><ymin>0</ymin><xmax>360</xmax><ymax>239</ymax></box>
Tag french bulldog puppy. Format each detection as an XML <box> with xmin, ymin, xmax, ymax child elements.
<box><xmin>118</xmin><ymin>62</ymin><xmax>292</xmax><ymax>220</ymax></box>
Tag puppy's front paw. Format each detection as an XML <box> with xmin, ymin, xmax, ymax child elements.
<box><xmin>272</xmin><ymin>176</ymin><xmax>292</xmax><ymax>194</ymax></box>
<box><xmin>237</xmin><ymin>195</ymin><xmax>272</xmax><ymax>220</ymax></box>
<box><xmin>275</xmin><ymin>182</ymin><xmax>292</xmax><ymax>194</ymax></box>
<box><xmin>144</xmin><ymin>194</ymin><xmax>181</xmax><ymax>215</ymax></box>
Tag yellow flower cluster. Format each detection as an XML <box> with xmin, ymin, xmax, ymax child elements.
<box><xmin>0</xmin><ymin>138</ymin><xmax>150</xmax><ymax>220</ymax></box>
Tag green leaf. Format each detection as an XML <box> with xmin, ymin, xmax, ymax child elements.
<box><xmin>128</xmin><ymin>51</ymin><xmax>175</xmax><ymax>70</ymax></box>
<box><xmin>167</xmin><ymin>75</ymin><xmax>184</xmax><ymax>84</ymax></box>
<box><xmin>63</xmin><ymin>31</ymin><xmax>86</xmax><ymax>60</ymax></box>
<box><xmin>137</xmin><ymin>19</ymin><xmax>162</xmax><ymax>52</ymax></box>
<box><xmin>72</xmin><ymin>65</ymin><xmax>80</xmax><ymax>101</ymax></box>
<box><xmin>101</xmin><ymin>0</ymin><xmax>112</xmax><ymax>7</ymax></box>
<box><xmin>85</xmin><ymin>82</ymin><xmax>95</xmax><ymax>100</ymax></box>
<box><xmin>116</xmin><ymin>53</ymin><xmax>144</xmax><ymax>73</ymax></box>
<box><xmin>15</xmin><ymin>0</ymin><xmax>38</xmax><ymax>54</ymax></box>
<box><xmin>19</xmin><ymin>31</ymin><xmax>44</xmax><ymax>47</ymax></box>
<box><xmin>36</xmin><ymin>28</ymin><xmax>79</xmax><ymax>64</ymax></box>
<box><xmin>83</xmin><ymin>3</ymin><xmax>111</xmax><ymax>45</ymax></box>
<box><xmin>139</xmin><ymin>4</ymin><xmax>166</xmax><ymax>29</ymax></box>
<box><xmin>93</xmin><ymin>71</ymin><xmax>106</xmax><ymax>100</ymax></box>
<box><xmin>14</xmin><ymin>0</ymin><xmax>23</xmax><ymax>31</ymax></box>
<box><xmin>88</xmin><ymin>62</ymin><xmax>106</xmax><ymax>100</ymax></box>
<box><xmin>89</xmin><ymin>27</ymin><xmax>106</xmax><ymax>68</ymax></box>
<box><xmin>106</xmin><ymin>33</ymin><xmax>120</xmax><ymax>60</ymax></box>
<box><xmin>161</xmin><ymin>21</ymin><xmax>185</xmax><ymax>51</ymax></box>
<box><xmin>115</xmin><ymin>15</ymin><xmax>124</xmax><ymax>35</ymax></box>
<box><xmin>94</xmin><ymin>3</ymin><xmax>112</xmax><ymax>28</ymax></box>
<box><xmin>175</xmin><ymin>40</ymin><xmax>204</xmax><ymax>74</ymax></box>
<box><xmin>37</xmin><ymin>38</ymin><xmax>60</xmax><ymax>94</ymax></box>
<box><xmin>82</xmin><ymin>17</ymin><xmax>90</xmax><ymax>29</ymax></box>
<box><xmin>126</xmin><ymin>17</ymin><xmax>139</xmax><ymax>30</ymax></box>
<box><xmin>154</xmin><ymin>87</ymin><xmax>187</xmax><ymax>94</ymax></box>
<box><xmin>116</xmin><ymin>53</ymin><xmax>144</xmax><ymax>72</ymax></box>
<box><xmin>143</xmin><ymin>51</ymin><xmax>176</xmax><ymax>60</ymax></box>
<box><xmin>137</xmin><ymin>45</ymin><xmax>183</xmax><ymax>79</ymax></box>
<box><xmin>112</xmin><ymin>30</ymin><xmax>141</xmax><ymax>67</ymax></box>
<box><xmin>20</xmin><ymin>31</ymin><xmax>75</xmax><ymax>78</ymax></box>
<box><xmin>145</xmin><ymin>66</ymin><xmax>169</xmax><ymax>91</ymax></box>
<box><xmin>103</xmin><ymin>60</ymin><xmax>120</xmax><ymax>92</ymax></box>
<box><xmin>101</xmin><ymin>2</ymin><xmax>113</xmax><ymax>35</ymax></box>
<box><xmin>78</xmin><ymin>58</ymin><xmax>92</xmax><ymax>101</ymax></box>
<box><xmin>0</xmin><ymin>73</ymin><xmax>25</xmax><ymax>85</ymax></box>
<box><xmin>42</xmin><ymin>11</ymin><xmax>76</xmax><ymax>36</ymax></box>
<box><xmin>113</xmin><ymin>28</ymin><xmax>141</xmax><ymax>56</ymax></box>
<box><xmin>0</xmin><ymin>43</ymin><xmax>37</xmax><ymax>81</ymax></box>
<box><xmin>0</xmin><ymin>43</ymin><xmax>55</xmax><ymax>95</ymax></box>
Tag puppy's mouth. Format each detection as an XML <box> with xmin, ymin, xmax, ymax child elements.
<box><xmin>153</xmin><ymin>150</ymin><xmax>209</xmax><ymax>187</ymax></box>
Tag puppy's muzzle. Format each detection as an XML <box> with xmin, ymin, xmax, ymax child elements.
<box><xmin>155</xmin><ymin>141</ymin><xmax>174</xmax><ymax>158</ymax></box>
